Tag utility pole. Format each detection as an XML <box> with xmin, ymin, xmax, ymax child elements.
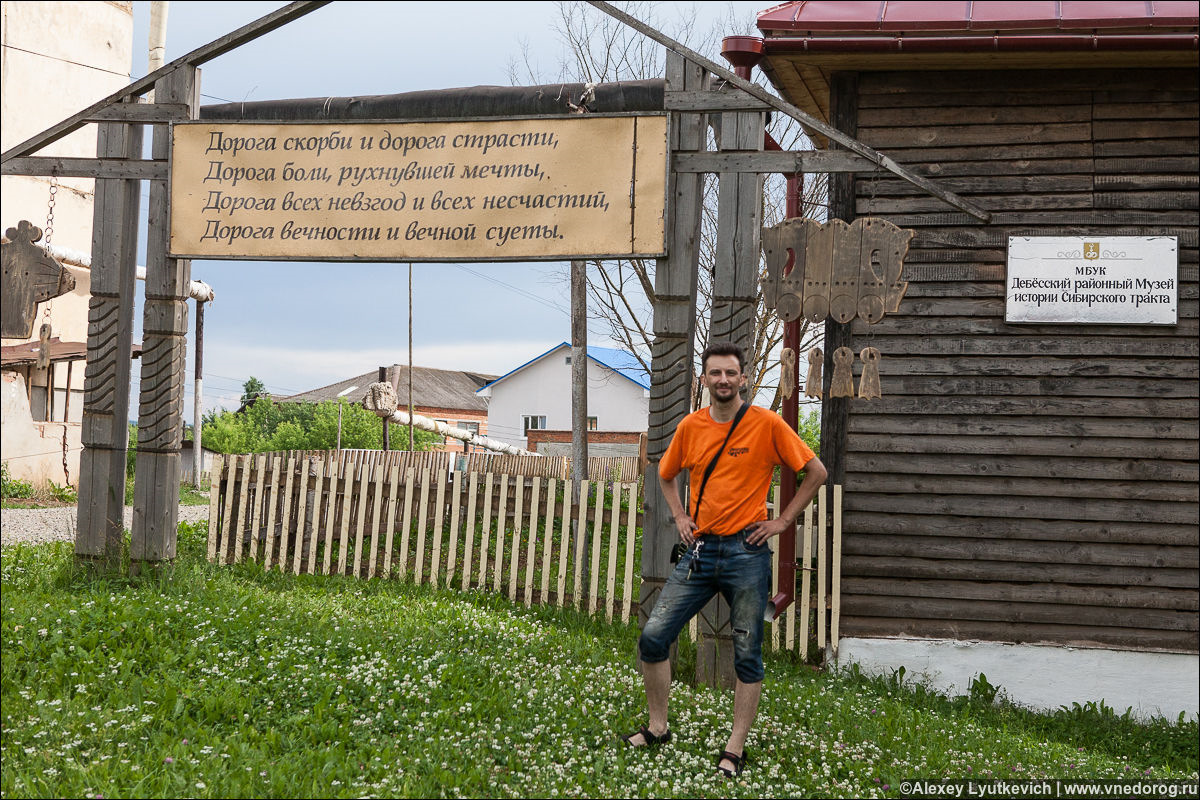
<box><xmin>571</xmin><ymin>259</ymin><xmax>589</xmax><ymax>585</ymax></box>
<box><xmin>193</xmin><ymin>300</ymin><xmax>204</xmax><ymax>487</ymax></box>
<box><xmin>379</xmin><ymin>366</ymin><xmax>390</xmax><ymax>449</ymax></box>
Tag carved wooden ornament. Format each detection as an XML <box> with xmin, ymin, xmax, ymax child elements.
<box><xmin>1</xmin><ymin>220</ymin><xmax>76</xmax><ymax>338</ymax></box>
<box><xmin>804</xmin><ymin>347</ymin><xmax>823</xmax><ymax>400</ymax></box>
<box><xmin>761</xmin><ymin>217</ymin><xmax>913</xmax><ymax>325</ymax></box>
<box><xmin>830</xmin><ymin>346</ymin><xmax>855</xmax><ymax>398</ymax></box>
<box><xmin>858</xmin><ymin>347</ymin><xmax>882</xmax><ymax>400</ymax></box>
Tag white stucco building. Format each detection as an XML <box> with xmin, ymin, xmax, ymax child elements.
<box><xmin>477</xmin><ymin>343</ymin><xmax>649</xmax><ymax>452</ymax></box>
<box><xmin>1</xmin><ymin>1</ymin><xmax>135</xmax><ymax>487</ymax></box>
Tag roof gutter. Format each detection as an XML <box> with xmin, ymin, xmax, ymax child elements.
<box><xmin>759</xmin><ymin>33</ymin><xmax>1199</xmax><ymax>54</ymax></box>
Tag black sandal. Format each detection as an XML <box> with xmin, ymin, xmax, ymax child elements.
<box><xmin>716</xmin><ymin>748</ymin><xmax>749</xmax><ymax>777</ymax></box>
<box><xmin>621</xmin><ymin>725</ymin><xmax>672</xmax><ymax>747</ymax></box>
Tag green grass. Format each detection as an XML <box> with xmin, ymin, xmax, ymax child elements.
<box><xmin>2</xmin><ymin>525</ymin><xmax>1195</xmax><ymax>799</ymax></box>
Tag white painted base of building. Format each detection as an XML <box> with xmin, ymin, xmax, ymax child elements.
<box><xmin>836</xmin><ymin>637</ymin><xmax>1198</xmax><ymax>722</ymax></box>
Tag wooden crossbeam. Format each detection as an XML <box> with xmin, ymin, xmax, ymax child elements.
<box><xmin>1</xmin><ymin>1</ymin><xmax>330</xmax><ymax>163</ymax></box>
<box><xmin>586</xmin><ymin>0</ymin><xmax>992</xmax><ymax>222</ymax></box>
<box><xmin>2</xmin><ymin>157</ymin><xmax>167</xmax><ymax>180</ymax></box>
<box><xmin>674</xmin><ymin>150</ymin><xmax>883</xmax><ymax>174</ymax></box>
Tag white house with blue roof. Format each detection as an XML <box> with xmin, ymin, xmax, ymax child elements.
<box><xmin>476</xmin><ymin>343</ymin><xmax>650</xmax><ymax>451</ymax></box>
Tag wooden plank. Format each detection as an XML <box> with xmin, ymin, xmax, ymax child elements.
<box><xmin>847</xmin><ymin>451</ymin><xmax>1198</xmax><ymax>484</ymax></box>
<box><xmin>541</xmin><ymin>478</ymin><xmax>557</xmax><ymax>603</ymax></box>
<box><xmin>622</xmin><ymin>482</ymin><xmax>637</xmax><ymax>623</ymax></box>
<box><xmin>461</xmin><ymin>471</ymin><xmax>479</xmax><ymax>591</ymax></box>
<box><xmin>663</xmin><ymin>89</ymin><xmax>770</xmax><ymax>111</ymax></box>
<box><xmin>858</xmin><ymin>103</ymin><xmax>1093</xmax><ymax>126</ymax></box>
<box><xmin>398</xmin><ymin>467</ymin><xmax>415</xmax><ymax>579</ymax></box>
<box><xmin>673</xmin><ymin>150</ymin><xmax>880</xmax><ymax>174</ymax></box>
<box><xmin>849</xmin><ymin>412</ymin><xmax>1198</xmax><ymax>442</ymax></box>
<box><xmin>277</xmin><ymin>456</ymin><xmax>297</xmax><ymax>572</ymax></box>
<box><xmin>446</xmin><ymin>471</ymin><xmax>463</xmax><ymax>587</ymax></box>
<box><xmin>589</xmin><ymin>481</ymin><xmax>605</xmax><ymax>615</ymax></box>
<box><xmin>842</xmin><ymin>550</ymin><xmax>1197</xmax><ymax>588</ymax></box>
<box><xmin>0</xmin><ymin>157</ymin><xmax>167</xmax><ymax>180</ymax></box>
<box><xmin>845</xmin><ymin>472</ymin><xmax>1196</xmax><ymax>504</ymax></box>
<box><xmin>798</xmin><ymin>500</ymin><xmax>813</xmax><ymax>659</ymax></box>
<box><xmin>306</xmin><ymin>460</ymin><xmax>325</xmax><ymax>575</ymax></box>
<box><xmin>2</xmin><ymin>1</ymin><xmax>332</xmax><ymax>161</ymax></box>
<box><xmin>493</xmin><ymin>474</ymin><xmax>509</xmax><ymax>594</ymax></box>
<box><xmin>292</xmin><ymin>459</ymin><xmax>311</xmax><ymax>575</ymax></box>
<box><xmin>430</xmin><ymin>468</ymin><xmax>448</xmax><ymax>588</ymax></box>
<box><xmin>848</xmin><ymin>432</ymin><xmax>1197</xmax><ymax>462</ymax></box>
<box><xmin>477</xmin><ymin>473</ymin><xmax>495</xmax><ymax>588</ymax></box>
<box><xmin>841</xmin><ymin>533</ymin><xmax>1197</xmax><ymax>570</ymax></box>
<box><xmin>840</xmin><ymin>578</ymin><xmax>1199</xmax><ymax>612</ymax></box>
<box><xmin>381</xmin><ymin>465</ymin><xmax>400</xmax><ymax>579</ymax></box>
<box><xmin>842</xmin><ymin>511</ymin><xmax>1197</xmax><ymax>548</ymax></box>
<box><xmin>336</xmin><ymin>463</ymin><xmax>355</xmax><ymax>576</ymax></box>
<box><xmin>262</xmin><ymin>457</ymin><xmax>282</xmax><ymax>570</ymax></box>
<box><xmin>574</xmin><ymin>480</ymin><xmax>590</xmax><ymax>610</ymax></box>
<box><xmin>841</xmin><ymin>595</ymin><xmax>1196</xmax><ymax>632</ymax></box>
<box><xmin>816</xmin><ymin>485</ymin><xmax>827</xmax><ymax>655</ymax></box>
<box><xmin>322</xmin><ymin>461</ymin><xmax>339</xmax><ymax>575</ymax></box>
<box><xmin>524</xmin><ymin>477</ymin><xmax>541</xmax><ymax>606</ymax></box>
<box><xmin>847</xmin><ymin>490</ymin><xmax>1196</xmax><ymax>526</ymax></box>
<box><xmin>507</xmin><ymin>476</ymin><xmax>524</xmax><ymax>600</ymax></box>
<box><xmin>605</xmin><ymin>482</ymin><xmax>621</xmax><ymax>622</ymax></box>
<box><xmin>558</xmin><ymin>483</ymin><xmax>572</xmax><ymax>607</ymax></box>
<box><xmin>852</xmin><ymin>336</ymin><xmax>1199</xmax><ymax>359</ymax></box>
<box><xmin>206</xmin><ymin>455</ymin><xmax>224</xmax><ymax>563</ymax></box>
<box><xmin>87</xmin><ymin>102</ymin><xmax>191</xmax><ymax>122</ymax></box>
<box><xmin>414</xmin><ymin>468</ymin><xmax>431</xmax><ymax>585</ymax></box>
<box><xmin>831</xmin><ymin>485</ymin><xmax>842</xmax><ymax>660</ymax></box>
<box><xmin>366</xmin><ymin>462</ymin><xmax>384</xmax><ymax>579</ymax></box>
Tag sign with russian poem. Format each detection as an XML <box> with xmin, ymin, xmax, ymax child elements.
<box><xmin>1006</xmin><ymin>236</ymin><xmax>1178</xmax><ymax>325</ymax></box>
<box><xmin>169</xmin><ymin>116</ymin><xmax>667</xmax><ymax>261</ymax></box>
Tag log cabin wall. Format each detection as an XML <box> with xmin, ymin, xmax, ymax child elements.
<box><xmin>831</xmin><ymin>67</ymin><xmax>1199</xmax><ymax>654</ymax></box>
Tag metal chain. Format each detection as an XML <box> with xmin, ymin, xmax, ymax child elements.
<box><xmin>43</xmin><ymin>173</ymin><xmax>58</xmax><ymax>252</ymax></box>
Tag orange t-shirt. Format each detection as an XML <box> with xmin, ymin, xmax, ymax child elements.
<box><xmin>659</xmin><ymin>404</ymin><xmax>816</xmax><ymax>536</ymax></box>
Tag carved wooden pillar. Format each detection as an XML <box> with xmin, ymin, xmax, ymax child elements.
<box><xmin>132</xmin><ymin>66</ymin><xmax>199</xmax><ymax>566</ymax></box>
<box><xmin>640</xmin><ymin>53</ymin><xmax>707</xmax><ymax>667</ymax></box>
<box><xmin>698</xmin><ymin>108</ymin><xmax>765</xmax><ymax>689</ymax></box>
<box><xmin>76</xmin><ymin>107</ymin><xmax>143</xmax><ymax>564</ymax></box>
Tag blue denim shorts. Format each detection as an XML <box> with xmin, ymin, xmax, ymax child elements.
<box><xmin>638</xmin><ymin>530</ymin><xmax>772</xmax><ymax>683</ymax></box>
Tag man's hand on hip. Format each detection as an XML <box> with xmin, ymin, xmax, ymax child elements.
<box><xmin>674</xmin><ymin>513</ymin><xmax>698</xmax><ymax>545</ymax></box>
<box><xmin>745</xmin><ymin>516</ymin><xmax>793</xmax><ymax>545</ymax></box>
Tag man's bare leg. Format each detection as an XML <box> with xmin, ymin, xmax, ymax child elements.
<box><xmin>628</xmin><ymin>659</ymin><xmax>672</xmax><ymax>745</ymax></box>
<box><xmin>720</xmin><ymin>678</ymin><xmax>762</xmax><ymax>772</ymax></box>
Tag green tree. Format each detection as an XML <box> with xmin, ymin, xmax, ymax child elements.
<box><xmin>240</xmin><ymin>376</ymin><xmax>268</xmax><ymax>405</ymax></box>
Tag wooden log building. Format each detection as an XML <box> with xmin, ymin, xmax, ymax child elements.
<box><xmin>748</xmin><ymin>0</ymin><xmax>1198</xmax><ymax>717</ymax></box>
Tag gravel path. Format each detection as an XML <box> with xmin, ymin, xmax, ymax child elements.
<box><xmin>0</xmin><ymin>506</ymin><xmax>210</xmax><ymax>547</ymax></box>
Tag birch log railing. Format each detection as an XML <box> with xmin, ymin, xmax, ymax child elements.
<box><xmin>205</xmin><ymin>450</ymin><xmax>842</xmax><ymax>656</ymax></box>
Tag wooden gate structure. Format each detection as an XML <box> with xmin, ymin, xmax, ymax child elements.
<box><xmin>1</xmin><ymin>0</ymin><xmax>987</xmax><ymax>686</ymax></box>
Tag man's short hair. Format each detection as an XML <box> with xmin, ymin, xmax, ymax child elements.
<box><xmin>701</xmin><ymin>341</ymin><xmax>746</xmax><ymax>373</ymax></box>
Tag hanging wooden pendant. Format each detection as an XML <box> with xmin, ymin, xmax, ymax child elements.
<box><xmin>780</xmin><ymin>347</ymin><xmax>796</xmax><ymax>399</ymax></box>
<box><xmin>1</xmin><ymin>220</ymin><xmax>75</xmax><ymax>338</ymax></box>
<box><xmin>804</xmin><ymin>347</ymin><xmax>823</xmax><ymax>399</ymax></box>
<box><xmin>858</xmin><ymin>347</ymin><xmax>882</xmax><ymax>400</ymax></box>
<box><xmin>830</xmin><ymin>346</ymin><xmax>855</xmax><ymax>398</ymax></box>
<box><xmin>37</xmin><ymin>322</ymin><xmax>52</xmax><ymax>369</ymax></box>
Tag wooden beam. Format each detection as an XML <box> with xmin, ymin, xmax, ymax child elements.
<box><xmin>1</xmin><ymin>1</ymin><xmax>330</xmax><ymax>162</ymax></box>
<box><xmin>664</xmin><ymin>89</ymin><xmax>771</xmax><ymax>111</ymax></box>
<box><xmin>87</xmin><ymin>103</ymin><xmax>191</xmax><ymax>123</ymax></box>
<box><xmin>2</xmin><ymin>157</ymin><xmax>167</xmax><ymax>180</ymax></box>
<box><xmin>585</xmin><ymin>0</ymin><xmax>992</xmax><ymax>222</ymax></box>
<box><xmin>673</xmin><ymin>150</ymin><xmax>882</xmax><ymax>174</ymax></box>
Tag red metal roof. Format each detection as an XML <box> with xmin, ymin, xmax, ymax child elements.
<box><xmin>757</xmin><ymin>1</ymin><xmax>1200</xmax><ymax>33</ymax></box>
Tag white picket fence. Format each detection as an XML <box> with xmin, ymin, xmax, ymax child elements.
<box><xmin>205</xmin><ymin>450</ymin><xmax>842</xmax><ymax>657</ymax></box>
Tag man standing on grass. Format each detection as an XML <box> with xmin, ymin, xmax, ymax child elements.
<box><xmin>623</xmin><ymin>341</ymin><xmax>827</xmax><ymax>778</ymax></box>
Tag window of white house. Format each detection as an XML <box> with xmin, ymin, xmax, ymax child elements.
<box><xmin>523</xmin><ymin>415</ymin><xmax>547</xmax><ymax>434</ymax></box>
<box><xmin>587</xmin><ymin>416</ymin><xmax>598</xmax><ymax>430</ymax></box>
<box><xmin>459</xmin><ymin>421</ymin><xmax>479</xmax><ymax>437</ymax></box>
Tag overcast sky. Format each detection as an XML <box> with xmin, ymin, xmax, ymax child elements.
<box><xmin>126</xmin><ymin>1</ymin><xmax>764</xmax><ymax>413</ymax></box>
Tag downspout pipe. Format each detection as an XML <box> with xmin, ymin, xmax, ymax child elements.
<box><xmin>723</xmin><ymin>36</ymin><xmax>803</xmax><ymax>622</ymax></box>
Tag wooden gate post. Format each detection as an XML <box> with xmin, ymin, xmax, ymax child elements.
<box><xmin>76</xmin><ymin>108</ymin><xmax>143</xmax><ymax>565</ymax></box>
<box><xmin>640</xmin><ymin>52</ymin><xmax>707</xmax><ymax>674</ymax></box>
<box><xmin>698</xmin><ymin>109</ymin><xmax>765</xmax><ymax>688</ymax></box>
<box><xmin>131</xmin><ymin>66</ymin><xmax>199</xmax><ymax>568</ymax></box>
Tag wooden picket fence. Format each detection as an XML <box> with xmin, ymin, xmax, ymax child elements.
<box><xmin>205</xmin><ymin>449</ymin><xmax>842</xmax><ymax>657</ymax></box>
<box><xmin>206</xmin><ymin>451</ymin><xmax>643</xmax><ymax>622</ymax></box>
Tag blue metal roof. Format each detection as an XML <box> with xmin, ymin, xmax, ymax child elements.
<box><xmin>476</xmin><ymin>342</ymin><xmax>650</xmax><ymax>394</ymax></box>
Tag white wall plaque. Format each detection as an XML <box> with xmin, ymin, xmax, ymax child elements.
<box><xmin>1006</xmin><ymin>236</ymin><xmax>1178</xmax><ymax>324</ymax></box>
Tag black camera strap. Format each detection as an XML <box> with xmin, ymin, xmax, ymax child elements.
<box><xmin>691</xmin><ymin>401</ymin><xmax>750</xmax><ymax>532</ymax></box>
